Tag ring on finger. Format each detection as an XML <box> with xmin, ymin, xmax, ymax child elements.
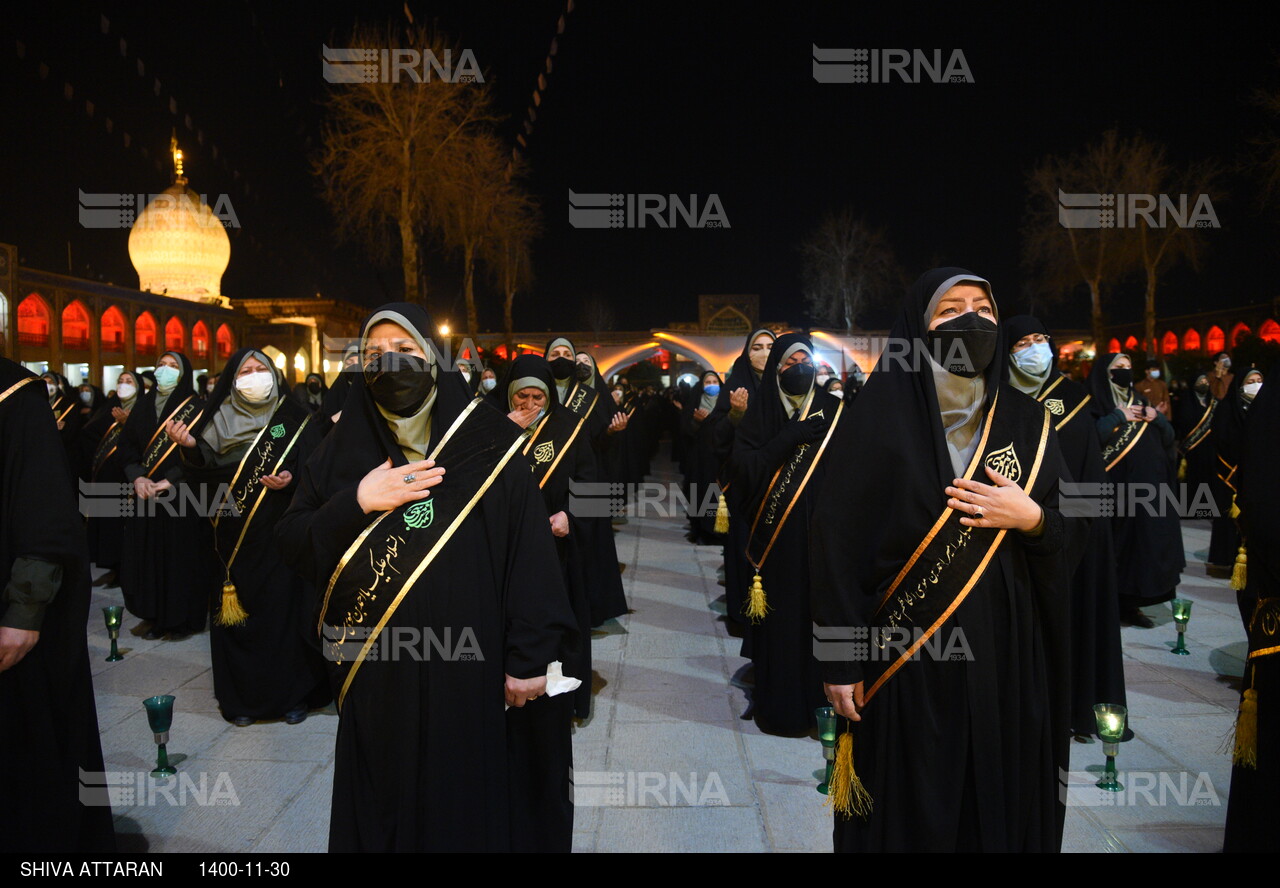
<box><xmin>403</xmin><ymin>472</ymin><xmax>417</xmax><ymax>484</ymax></box>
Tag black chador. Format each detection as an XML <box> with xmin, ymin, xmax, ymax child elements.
<box><xmin>116</xmin><ymin>351</ymin><xmax>215</xmax><ymax>637</ymax></box>
<box><xmin>1086</xmin><ymin>354</ymin><xmax>1184</xmax><ymax>612</ymax></box>
<box><xmin>278</xmin><ymin>305</ymin><xmax>578</xmax><ymax>852</ymax></box>
<box><xmin>729</xmin><ymin>333</ymin><xmax>843</xmax><ymax>736</ymax></box>
<box><xmin>488</xmin><ymin>354</ymin><xmax>595</xmax><ymax>719</ymax></box>
<box><xmin>714</xmin><ymin>328</ymin><xmax>775</xmax><ymax>645</ymax></box>
<box><xmin>546</xmin><ymin>338</ymin><xmax>628</xmax><ymax>626</ymax></box>
<box><xmin>810</xmin><ymin>269</ymin><xmax>1072</xmax><ymax>852</ymax></box>
<box><xmin>1224</xmin><ymin>374</ymin><xmax>1280</xmax><ymax>852</ymax></box>
<box><xmin>1208</xmin><ymin>366</ymin><xmax>1262</xmax><ymax>593</ymax></box>
<box><xmin>1005</xmin><ymin>316</ymin><xmax>1128</xmax><ymax>739</ymax></box>
<box><xmin>180</xmin><ymin>349</ymin><xmax>329</xmax><ymax>723</ymax></box>
<box><xmin>82</xmin><ymin>371</ymin><xmax>141</xmax><ymax>582</ymax></box>
<box><xmin>0</xmin><ymin>358</ymin><xmax>115</xmax><ymax>852</ymax></box>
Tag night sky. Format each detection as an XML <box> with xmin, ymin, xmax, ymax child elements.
<box><xmin>3</xmin><ymin>2</ymin><xmax>1277</xmax><ymax>334</ymax></box>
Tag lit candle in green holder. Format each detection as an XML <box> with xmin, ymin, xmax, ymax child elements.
<box><xmin>815</xmin><ymin>706</ymin><xmax>838</xmax><ymax>794</ymax></box>
<box><xmin>142</xmin><ymin>695</ymin><xmax>177</xmax><ymax>777</ymax></box>
<box><xmin>1093</xmin><ymin>703</ymin><xmax>1127</xmax><ymax>792</ymax></box>
<box><xmin>103</xmin><ymin>606</ymin><xmax>124</xmax><ymax>662</ymax></box>
<box><xmin>1170</xmin><ymin>598</ymin><xmax>1193</xmax><ymax>655</ymax></box>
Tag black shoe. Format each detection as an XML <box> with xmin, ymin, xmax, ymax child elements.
<box><xmin>283</xmin><ymin>706</ymin><xmax>307</xmax><ymax>725</ymax></box>
<box><xmin>232</xmin><ymin>716</ymin><xmax>254</xmax><ymax>727</ymax></box>
<box><xmin>144</xmin><ymin>628</ymin><xmax>163</xmax><ymax>640</ymax></box>
<box><xmin>1122</xmin><ymin>609</ymin><xmax>1155</xmax><ymax>629</ymax></box>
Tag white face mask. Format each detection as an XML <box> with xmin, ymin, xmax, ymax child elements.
<box><xmin>235</xmin><ymin>370</ymin><xmax>275</xmax><ymax>402</ymax></box>
<box><xmin>1149</xmin><ymin>369</ymin><xmax>1161</xmax><ymax>379</ymax></box>
<box><xmin>815</xmin><ymin>374</ymin><xmax>831</xmax><ymax>387</ymax></box>
<box><xmin>480</xmin><ymin>378</ymin><xmax>497</xmax><ymax>392</ymax></box>
<box><xmin>79</xmin><ymin>391</ymin><xmax>94</xmax><ymax>404</ymax></box>
<box><xmin>117</xmin><ymin>383</ymin><xmax>137</xmax><ymax>400</ymax></box>
<box><xmin>1011</xmin><ymin>341</ymin><xmax>1053</xmax><ymax>375</ymax></box>
<box><xmin>1242</xmin><ymin>381</ymin><xmax>1263</xmax><ymax>400</ymax></box>
<box><xmin>46</xmin><ymin>382</ymin><xmax>58</xmax><ymax>398</ymax></box>
<box><xmin>207</xmin><ymin>382</ymin><xmax>216</xmax><ymax>394</ymax></box>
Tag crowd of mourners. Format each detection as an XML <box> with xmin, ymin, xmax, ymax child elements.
<box><xmin>2</xmin><ymin>270</ymin><xmax>1276</xmax><ymax>853</ymax></box>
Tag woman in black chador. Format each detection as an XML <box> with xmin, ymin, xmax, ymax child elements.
<box><xmin>488</xmin><ymin>353</ymin><xmax>594</xmax><ymax>718</ymax></box>
<box><xmin>117</xmin><ymin>351</ymin><xmax>214</xmax><ymax>638</ymax></box>
<box><xmin>811</xmin><ymin>269</ymin><xmax>1072</xmax><ymax>852</ymax></box>
<box><xmin>82</xmin><ymin>371</ymin><xmax>140</xmax><ymax>588</ymax></box>
<box><xmin>277</xmin><ymin>304</ymin><xmax>578</xmax><ymax>852</ymax></box>
<box><xmin>1004</xmin><ymin>316</ymin><xmax>1127</xmax><ymax>739</ymax></box>
<box><xmin>1173</xmin><ymin>371</ymin><xmax>1217</xmax><ymax>514</ymax></box>
<box><xmin>1224</xmin><ymin>371</ymin><xmax>1279</xmax><ymax>852</ymax></box>
<box><xmin>0</xmin><ymin>357</ymin><xmax>116</xmax><ymax>852</ymax></box>
<box><xmin>1087</xmin><ymin>353</ymin><xmax>1184</xmax><ymax>626</ymax></box>
<box><xmin>1208</xmin><ymin>366</ymin><xmax>1264</xmax><ymax>591</ymax></box>
<box><xmin>714</xmin><ymin>328</ymin><xmax>774</xmax><ymax>648</ymax></box>
<box><xmin>729</xmin><ymin>333</ymin><xmax>842</xmax><ymax>735</ymax></box>
<box><xmin>167</xmin><ymin>348</ymin><xmax>329</xmax><ymax>725</ymax></box>
<box><xmin>682</xmin><ymin>370</ymin><xmax>727</xmax><ymax>545</ymax></box>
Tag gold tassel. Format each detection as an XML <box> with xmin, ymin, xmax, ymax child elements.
<box><xmin>1233</xmin><ymin>687</ymin><xmax>1258</xmax><ymax>769</ymax></box>
<box><xmin>714</xmin><ymin>495</ymin><xmax>730</xmax><ymax>534</ymax></box>
<box><xmin>826</xmin><ymin>731</ymin><xmax>873</xmax><ymax>819</ymax></box>
<box><xmin>216</xmin><ymin>580</ymin><xmax>249</xmax><ymax>627</ymax></box>
<box><xmin>1230</xmin><ymin>493</ymin><xmax>1240</xmax><ymax>520</ymax></box>
<box><xmin>1231</xmin><ymin>545</ymin><xmax>1248</xmax><ymax>591</ymax></box>
<box><xmin>745</xmin><ymin>572</ymin><xmax>768</xmax><ymax>622</ymax></box>
<box><xmin>1177</xmin><ymin>457</ymin><xmax>1187</xmax><ymax>482</ymax></box>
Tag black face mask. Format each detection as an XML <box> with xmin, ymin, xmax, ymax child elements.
<box><xmin>549</xmin><ymin>357</ymin><xmax>575</xmax><ymax>380</ymax></box>
<box><xmin>927</xmin><ymin>313</ymin><xmax>998</xmax><ymax>378</ymax></box>
<box><xmin>778</xmin><ymin>362</ymin><xmax>816</xmax><ymax>396</ymax></box>
<box><xmin>1194</xmin><ymin>381</ymin><xmax>1209</xmax><ymax>394</ymax></box>
<box><xmin>575</xmin><ymin>362</ymin><xmax>593</xmax><ymax>382</ymax></box>
<box><xmin>1109</xmin><ymin>367</ymin><xmax>1133</xmax><ymax>389</ymax></box>
<box><xmin>307</xmin><ymin>380</ymin><xmax>321</xmax><ymax>394</ymax></box>
<box><xmin>364</xmin><ymin>352</ymin><xmax>434</xmax><ymax>417</ymax></box>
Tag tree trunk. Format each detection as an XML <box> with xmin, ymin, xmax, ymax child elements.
<box><xmin>399</xmin><ymin>151</ymin><xmax>420</xmax><ymax>305</ymax></box>
<box><xmin>463</xmin><ymin>241</ymin><xmax>478</xmax><ymax>335</ymax></box>
<box><xmin>1144</xmin><ymin>269</ymin><xmax>1157</xmax><ymax>361</ymax></box>
<box><xmin>504</xmin><ymin>285</ymin><xmax>515</xmax><ymax>357</ymax></box>
<box><xmin>1090</xmin><ymin>280</ymin><xmax>1106</xmax><ymax>354</ymax></box>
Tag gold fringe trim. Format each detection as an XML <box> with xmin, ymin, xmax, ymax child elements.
<box><xmin>745</xmin><ymin>572</ymin><xmax>768</xmax><ymax>622</ymax></box>
<box><xmin>1231</xmin><ymin>545</ymin><xmax>1248</xmax><ymax>592</ymax></box>
<box><xmin>714</xmin><ymin>495</ymin><xmax>730</xmax><ymax>534</ymax></box>
<box><xmin>216</xmin><ymin>581</ymin><xmax>249</xmax><ymax>627</ymax></box>
<box><xmin>1233</xmin><ymin>688</ymin><xmax>1258</xmax><ymax>769</ymax></box>
<box><xmin>826</xmin><ymin>731</ymin><xmax>873</xmax><ymax>819</ymax></box>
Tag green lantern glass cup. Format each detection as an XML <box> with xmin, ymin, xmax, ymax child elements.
<box><xmin>103</xmin><ymin>606</ymin><xmax>124</xmax><ymax>662</ymax></box>
<box><xmin>142</xmin><ymin>695</ymin><xmax>177</xmax><ymax>777</ymax></box>
<box><xmin>1093</xmin><ymin>703</ymin><xmax>1127</xmax><ymax>792</ymax></box>
<box><xmin>815</xmin><ymin>706</ymin><xmax>838</xmax><ymax>794</ymax></box>
<box><xmin>1170</xmin><ymin>598</ymin><xmax>1193</xmax><ymax>655</ymax></box>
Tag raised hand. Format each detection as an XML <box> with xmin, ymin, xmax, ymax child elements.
<box><xmin>356</xmin><ymin>458</ymin><xmax>445</xmax><ymax>514</ymax></box>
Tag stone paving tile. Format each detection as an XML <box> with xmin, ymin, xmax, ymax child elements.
<box><xmin>595</xmin><ymin>807</ymin><xmax>768</xmax><ymax>853</ymax></box>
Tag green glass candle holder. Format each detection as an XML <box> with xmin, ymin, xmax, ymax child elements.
<box><xmin>1170</xmin><ymin>598</ymin><xmax>1192</xmax><ymax>655</ymax></box>
<box><xmin>103</xmin><ymin>606</ymin><xmax>124</xmax><ymax>662</ymax></box>
<box><xmin>815</xmin><ymin>706</ymin><xmax>838</xmax><ymax>794</ymax></box>
<box><xmin>1093</xmin><ymin>703</ymin><xmax>1127</xmax><ymax>792</ymax></box>
<box><xmin>142</xmin><ymin>695</ymin><xmax>177</xmax><ymax>777</ymax></box>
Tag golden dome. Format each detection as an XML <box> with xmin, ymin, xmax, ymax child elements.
<box><xmin>128</xmin><ymin>176</ymin><xmax>231</xmax><ymax>306</ymax></box>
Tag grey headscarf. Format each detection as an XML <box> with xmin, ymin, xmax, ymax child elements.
<box><xmin>547</xmin><ymin>337</ymin><xmax>574</xmax><ymax>404</ymax></box>
<box><xmin>773</xmin><ymin>340</ymin><xmax>814</xmax><ymax>418</ymax></box>
<box><xmin>116</xmin><ymin>372</ymin><xmax>139</xmax><ymax>413</ymax></box>
<box><xmin>1107</xmin><ymin>354</ymin><xmax>1133</xmax><ymax>410</ymax></box>
<box><xmin>200</xmin><ymin>350</ymin><xmax>280</xmax><ymax>456</ymax></box>
<box><xmin>699</xmin><ymin>373</ymin><xmax>720</xmax><ymax>413</ymax></box>
<box><xmin>363</xmin><ymin>309</ymin><xmax>438</xmax><ymax>462</ymax></box>
<box><xmin>153</xmin><ymin>351</ymin><xmax>184</xmax><ymax>419</ymax></box>
<box><xmin>922</xmin><ymin>274</ymin><xmax>996</xmax><ymax>476</ymax></box>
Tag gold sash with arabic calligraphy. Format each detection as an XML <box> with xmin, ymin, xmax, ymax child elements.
<box><xmin>562</xmin><ymin>380</ymin><xmax>600</xmax><ymax>423</ymax></box>
<box><xmin>317</xmin><ymin>399</ymin><xmax>526</xmax><ymax>709</ymax></box>
<box><xmin>1036</xmin><ymin>375</ymin><xmax>1090</xmax><ymax>433</ymax></box>
<box><xmin>521</xmin><ymin>409</ymin><xmax>587</xmax><ymax>490</ymax></box>
<box><xmin>1099</xmin><ymin>394</ymin><xmax>1149</xmax><ymax>472</ymax></box>
<box><xmin>91</xmin><ymin>421</ymin><xmax>124</xmax><ymax>480</ymax></box>
<box><xmin>862</xmin><ymin>391</ymin><xmax>1053</xmax><ymax>704</ymax></box>
<box><xmin>1180</xmin><ymin>398</ymin><xmax>1216</xmax><ymax>455</ymax></box>
<box><xmin>212</xmin><ymin>397</ymin><xmax>311</xmax><ymax>531</ymax></box>
<box><xmin>746</xmin><ymin>394</ymin><xmax>845</xmax><ymax>572</ymax></box>
<box><xmin>141</xmin><ymin>395</ymin><xmax>202</xmax><ymax>478</ymax></box>
<box><xmin>53</xmin><ymin>396</ymin><xmax>78</xmax><ymax>425</ymax></box>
